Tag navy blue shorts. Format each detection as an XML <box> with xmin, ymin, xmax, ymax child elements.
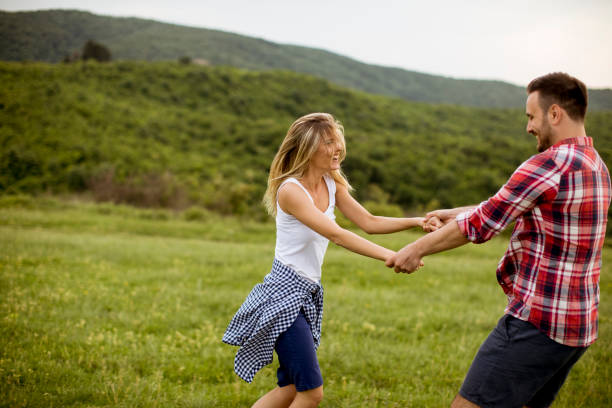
<box><xmin>274</xmin><ymin>309</ymin><xmax>323</xmax><ymax>392</ymax></box>
<box><xmin>460</xmin><ymin>314</ymin><xmax>588</xmax><ymax>408</ymax></box>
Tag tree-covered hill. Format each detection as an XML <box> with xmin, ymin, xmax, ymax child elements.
<box><xmin>2</xmin><ymin>9</ymin><xmax>611</xmax><ymax>111</ymax></box>
<box><xmin>2</xmin><ymin>61</ymin><xmax>611</xmax><ymax>220</ymax></box>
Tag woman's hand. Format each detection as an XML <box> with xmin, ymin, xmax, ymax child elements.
<box><xmin>423</xmin><ymin>215</ymin><xmax>443</xmax><ymax>232</ymax></box>
<box><xmin>384</xmin><ymin>251</ymin><xmax>397</xmax><ymax>266</ymax></box>
<box><xmin>424</xmin><ymin>206</ymin><xmax>477</xmax><ymax>232</ymax></box>
<box><xmin>415</xmin><ymin>217</ymin><xmax>426</xmax><ymax>229</ymax></box>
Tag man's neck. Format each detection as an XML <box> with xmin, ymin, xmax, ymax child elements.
<box><xmin>552</xmin><ymin>121</ymin><xmax>587</xmax><ymax>145</ymax></box>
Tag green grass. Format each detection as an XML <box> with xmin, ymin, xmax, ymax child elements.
<box><xmin>1</xmin><ymin>199</ymin><xmax>610</xmax><ymax>407</ymax></box>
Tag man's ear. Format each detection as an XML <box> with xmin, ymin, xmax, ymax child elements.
<box><xmin>549</xmin><ymin>104</ymin><xmax>563</xmax><ymax>125</ymax></box>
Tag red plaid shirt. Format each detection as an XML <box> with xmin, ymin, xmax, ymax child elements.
<box><xmin>456</xmin><ymin>137</ymin><xmax>611</xmax><ymax>347</ymax></box>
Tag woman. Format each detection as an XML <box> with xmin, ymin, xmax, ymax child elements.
<box><xmin>223</xmin><ymin>113</ymin><xmax>425</xmax><ymax>407</ymax></box>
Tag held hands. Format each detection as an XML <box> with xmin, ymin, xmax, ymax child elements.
<box><xmin>385</xmin><ymin>244</ymin><xmax>424</xmax><ymax>274</ymax></box>
<box><xmin>423</xmin><ymin>216</ymin><xmax>442</xmax><ymax>232</ymax></box>
<box><xmin>387</xmin><ymin>208</ymin><xmax>458</xmax><ymax>273</ymax></box>
<box><xmin>423</xmin><ymin>208</ymin><xmax>457</xmax><ymax>232</ymax></box>
<box><xmin>390</xmin><ymin>209</ymin><xmax>453</xmax><ymax>273</ymax></box>
<box><xmin>386</xmin><ymin>214</ymin><xmax>433</xmax><ymax>273</ymax></box>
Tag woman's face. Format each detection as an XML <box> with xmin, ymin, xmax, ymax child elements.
<box><xmin>310</xmin><ymin>132</ymin><xmax>343</xmax><ymax>172</ymax></box>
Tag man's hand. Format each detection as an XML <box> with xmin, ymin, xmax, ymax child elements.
<box><xmin>385</xmin><ymin>243</ymin><xmax>424</xmax><ymax>274</ymax></box>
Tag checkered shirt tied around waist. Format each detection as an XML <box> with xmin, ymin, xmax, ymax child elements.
<box><xmin>222</xmin><ymin>259</ymin><xmax>323</xmax><ymax>383</ymax></box>
<box><xmin>456</xmin><ymin>137</ymin><xmax>611</xmax><ymax>347</ymax></box>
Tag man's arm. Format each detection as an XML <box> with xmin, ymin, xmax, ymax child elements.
<box><xmin>423</xmin><ymin>205</ymin><xmax>478</xmax><ymax>232</ymax></box>
<box><xmin>385</xmin><ymin>220</ymin><xmax>468</xmax><ymax>273</ymax></box>
<box><xmin>388</xmin><ymin>154</ymin><xmax>561</xmax><ymax>273</ymax></box>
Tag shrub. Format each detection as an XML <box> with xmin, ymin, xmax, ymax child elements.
<box><xmin>0</xmin><ymin>149</ymin><xmax>43</xmax><ymax>192</ymax></box>
<box><xmin>362</xmin><ymin>201</ymin><xmax>405</xmax><ymax>218</ymax></box>
<box><xmin>137</xmin><ymin>209</ymin><xmax>171</xmax><ymax>221</ymax></box>
<box><xmin>87</xmin><ymin>169</ymin><xmax>189</xmax><ymax>210</ymax></box>
<box><xmin>82</xmin><ymin>40</ymin><xmax>111</xmax><ymax>62</ymax></box>
<box><xmin>0</xmin><ymin>194</ymin><xmax>35</xmax><ymax>208</ymax></box>
<box><xmin>182</xmin><ymin>206</ymin><xmax>212</xmax><ymax>222</ymax></box>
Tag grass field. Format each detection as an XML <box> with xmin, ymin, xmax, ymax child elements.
<box><xmin>1</xmin><ymin>198</ymin><xmax>610</xmax><ymax>407</ymax></box>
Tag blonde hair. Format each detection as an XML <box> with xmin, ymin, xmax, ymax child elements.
<box><xmin>263</xmin><ymin>113</ymin><xmax>352</xmax><ymax>216</ymax></box>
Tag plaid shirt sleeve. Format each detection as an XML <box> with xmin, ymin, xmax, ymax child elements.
<box><xmin>456</xmin><ymin>154</ymin><xmax>561</xmax><ymax>243</ymax></box>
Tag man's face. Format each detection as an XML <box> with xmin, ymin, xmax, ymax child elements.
<box><xmin>526</xmin><ymin>92</ymin><xmax>553</xmax><ymax>152</ymax></box>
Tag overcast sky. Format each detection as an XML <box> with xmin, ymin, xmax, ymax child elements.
<box><xmin>2</xmin><ymin>0</ymin><xmax>611</xmax><ymax>88</ymax></box>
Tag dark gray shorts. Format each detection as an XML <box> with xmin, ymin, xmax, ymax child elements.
<box><xmin>459</xmin><ymin>314</ymin><xmax>588</xmax><ymax>408</ymax></box>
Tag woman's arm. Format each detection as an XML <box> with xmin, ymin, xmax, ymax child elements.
<box><xmin>335</xmin><ymin>184</ymin><xmax>424</xmax><ymax>234</ymax></box>
<box><xmin>278</xmin><ymin>183</ymin><xmax>394</xmax><ymax>261</ymax></box>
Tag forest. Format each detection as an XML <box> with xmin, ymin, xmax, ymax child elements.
<box><xmin>2</xmin><ymin>61</ymin><xmax>611</xmax><ymax>228</ymax></box>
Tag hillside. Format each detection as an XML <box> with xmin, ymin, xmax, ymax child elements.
<box><xmin>1</xmin><ymin>9</ymin><xmax>611</xmax><ymax>110</ymax></box>
<box><xmin>2</xmin><ymin>61</ymin><xmax>611</xmax><ymax>222</ymax></box>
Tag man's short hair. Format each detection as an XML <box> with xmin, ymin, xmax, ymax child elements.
<box><xmin>527</xmin><ymin>73</ymin><xmax>588</xmax><ymax>121</ymax></box>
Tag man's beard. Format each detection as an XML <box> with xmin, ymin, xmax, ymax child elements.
<box><xmin>536</xmin><ymin>117</ymin><xmax>553</xmax><ymax>152</ymax></box>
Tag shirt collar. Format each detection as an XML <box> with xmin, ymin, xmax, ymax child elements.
<box><xmin>552</xmin><ymin>136</ymin><xmax>592</xmax><ymax>148</ymax></box>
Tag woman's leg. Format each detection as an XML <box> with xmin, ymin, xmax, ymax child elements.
<box><xmin>252</xmin><ymin>385</ymin><xmax>297</xmax><ymax>408</ymax></box>
<box><xmin>251</xmin><ymin>384</ymin><xmax>323</xmax><ymax>408</ymax></box>
<box><xmin>274</xmin><ymin>310</ymin><xmax>324</xmax><ymax>407</ymax></box>
<box><xmin>289</xmin><ymin>386</ymin><xmax>323</xmax><ymax>408</ymax></box>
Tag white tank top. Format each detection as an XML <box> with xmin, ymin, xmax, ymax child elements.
<box><xmin>275</xmin><ymin>174</ymin><xmax>336</xmax><ymax>283</ymax></box>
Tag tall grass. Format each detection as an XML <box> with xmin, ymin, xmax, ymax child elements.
<box><xmin>1</xmin><ymin>199</ymin><xmax>610</xmax><ymax>407</ymax></box>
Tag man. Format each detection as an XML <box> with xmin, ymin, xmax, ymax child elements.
<box><xmin>387</xmin><ymin>72</ymin><xmax>611</xmax><ymax>408</ymax></box>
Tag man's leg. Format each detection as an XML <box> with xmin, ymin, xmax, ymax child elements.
<box><xmin>456</xmin><ymin>314</ymin><xmax>587</xmax><ymax>408</ymax></box>
<box><xmin>525</xmin><ymin>346</ymin><xmax>587</xmax><ymax>408</ymax></box>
